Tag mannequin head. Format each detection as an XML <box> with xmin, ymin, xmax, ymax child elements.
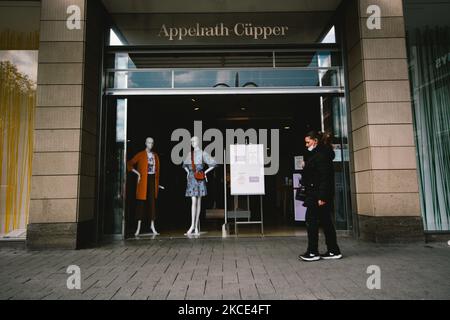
<box><xmin>191</xmin><ymin>136</ymin><xmax>200</xmax><ymax>150</ymax></box>
<box><xmin>145</xmin><ymin>137</ymin><xmax>154</xmax><ymax>151</ymax></box>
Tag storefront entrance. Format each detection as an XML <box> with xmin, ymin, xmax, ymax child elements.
<box><xmin>100</xmin><ymin>92</ymin><xmax>351</xmax><ymax>239</ymax></box>
<box><xmin>98</xmin><ymin>45</ymin><xmax>351</xmax><ymax>240</ymax></box>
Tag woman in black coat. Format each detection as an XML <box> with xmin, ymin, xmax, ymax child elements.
<box><xmin>299</xmin><ymin>131</ymin><xmax>342</xmax><ymax>262</ymax></box>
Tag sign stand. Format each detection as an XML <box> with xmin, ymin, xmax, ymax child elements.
<box><xmin>223</xmin><ymin>146</ymin><xmax>264</xmax><ymax>236</ymax></box>
<box><xmin>232</xmin><ymin>195</ymin><xmax>264</xmax><ymax>236</ymax></box>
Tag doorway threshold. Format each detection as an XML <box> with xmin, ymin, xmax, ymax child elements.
<box><xmin>126</xmin><ymin>227</ymin><xmax>309</xmax><ymax>239</ymax></box>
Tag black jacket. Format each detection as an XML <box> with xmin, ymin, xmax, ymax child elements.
<box><xmin>301</xmin><ymin>144</ymin><xmax>335</xmax><ymax>207</ymax></box>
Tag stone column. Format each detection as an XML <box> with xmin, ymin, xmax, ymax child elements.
<box><xmin>344</xmin><ymin>0</ymin><xmax>424</xmax><ymax>242</ymax></box>
<box><xmin>27</xmin><ymin>0</ymin><xmax>106</xmax><ymax>249</ymax></box>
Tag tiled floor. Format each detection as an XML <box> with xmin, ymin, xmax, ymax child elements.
<box><xmin>0</xmin><ymin>236</ymin><xmax>449</xmax><ymax>300</ymax></box>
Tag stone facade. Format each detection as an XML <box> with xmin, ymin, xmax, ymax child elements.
<box><xmin>344</xmin><ymin>0</ymin><xmax>424</xmax><ymax>242</ymax></box>
<box><xmin>25</xmin><ymin>0</ymin><xmax>426</xmax><ymax>248</ymax></box>
<box><xmin>27</xmin><ymin>0</ymin><xmax>108</xmax><ymax>249</ymax></box>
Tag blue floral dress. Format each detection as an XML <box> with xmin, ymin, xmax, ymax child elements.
<box><xmin>183</xmin><ymin>149</ymin><xmax>216</xmax><ymax>197</ymax></box>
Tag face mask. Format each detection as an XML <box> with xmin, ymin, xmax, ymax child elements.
<box><xmin>308</xmin><ymin>145</ymin><xmax>316</xmax><ymax>152</ymax></box>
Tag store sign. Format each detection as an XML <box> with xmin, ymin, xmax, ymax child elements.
<box><xmin>120</xmin><ymin>12</ymin><xmax>333</xmax><ymax>45</ymax></box>
<box><xmin>158</xmin><ymin>23</ymin><xmax>289</xmax><ymax>41</ymax></box>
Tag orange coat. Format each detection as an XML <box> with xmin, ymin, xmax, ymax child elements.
<box><xmin>127</xmin><ymin>150</ymin><xmax>160</xmax><ymax>200</ymax></box>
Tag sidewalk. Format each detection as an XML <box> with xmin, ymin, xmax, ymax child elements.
<box><xmin>0</xmin><ymin>237</ymin><xmax>449</xmax><ymax>300</ymax></box>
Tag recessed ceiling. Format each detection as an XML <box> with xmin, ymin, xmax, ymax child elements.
<box><xmin>102</xmin><ymin>0</ymin><xmax>342</xmax><ymax>14</ymax></box>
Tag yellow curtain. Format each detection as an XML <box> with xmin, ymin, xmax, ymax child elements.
<box><xmin>0</xmin><ymin>30</ymin><xmax>40</xmax><ymax>50</ymax></box>
<box><xmin>0</xmin><ymin>59</ymin><xmax>36</xmax><ymax>235</ymax></box>
<box><xmin>0</xmin><ymin>3</ymin><xmax>40</xmax><ymax>236</ymax></box>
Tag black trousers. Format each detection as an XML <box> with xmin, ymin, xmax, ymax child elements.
<box><xmin>305</xmin><ymin>203</ymin><xmax>340</xmax><ymax>254</ymax></box>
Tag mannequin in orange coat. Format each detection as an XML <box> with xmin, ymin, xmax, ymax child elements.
<box><xmin>127</xmin><ymin>137</ymin><xmax>164</xmax><ymax>236</ymax></box>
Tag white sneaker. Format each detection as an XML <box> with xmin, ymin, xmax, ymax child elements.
<box><xmin>320</xmin><ymin>252</ymin><xmax>343</xmax><ymax>260</ymax></box>
<box><xmin>299</xmin><ymin>252</ymin><xmax>321</xmax><ymax>262</ymax></box>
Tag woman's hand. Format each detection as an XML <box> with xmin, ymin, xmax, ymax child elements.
<box><xmin>318</xmin><ymin>200</ymin><xmax>326</xmax><ymax>207</ymax></box>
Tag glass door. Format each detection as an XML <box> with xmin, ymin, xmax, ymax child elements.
<box><xmin>100</xmin><ymin>97</ymin><xmax>127</xmax><ymax>239</ymax></box>
<box><xmin>322</xmin><ymin>95</ymin><xmax>352</xmax><ymax>231</ymax></box>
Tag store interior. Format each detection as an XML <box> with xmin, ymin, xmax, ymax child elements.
<box><xmin>123</xmin><ymin>94</ymin><xmax>329</xmax><ymax>238</ymax></box>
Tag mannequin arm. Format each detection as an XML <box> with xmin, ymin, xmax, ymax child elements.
<box><xmin>131</xmin><ymin>169</ymin><xmax>141</xmax><ymax>182</ymax></box>
<box><xmin>204</xmin><ymin>166</ymin><xmax>215</xmax><ymax>182</ymax></box>
<box><xmin>184</xmin><ymin>166</ymin><xmax>189</xmax><ymax>179</ymax></box>
<box><xmin>127</xmin><ymin>153</ymin><xmax>140</xmax><ymax>172</ymax></box>
<box><xmin>202</xmin><ymin>151</ymin><xmax>217</xmax><ymax>174</ymax></box>
<box><xmin>204</xmin><ymin>167</ymin><xmax>215</xmax><ymax>175</ymax></box>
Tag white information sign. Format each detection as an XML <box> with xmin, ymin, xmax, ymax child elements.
<box><xmin>229</xmin><ymin>144</ymin><xmax>265</xmax><ymax>195</ymax></box>
<box><xmin>294</xmin><ymin>156</ymin><xmax>304</xmax><ymax>170</ymax></box>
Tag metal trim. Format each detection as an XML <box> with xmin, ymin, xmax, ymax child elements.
<box><xmin>105</xmin><ymin>44</ymin><xmax>341</xmax><ymax>54</ymax></box>
<box><xmin>105</xmin><ymin>87</ymin><xmax>344</xmax><ymax>96</ymax></box>
<box><xmin>106</xmin><ymin>66</ymin><xmax>341</xmax><ymax>72</ymax></box>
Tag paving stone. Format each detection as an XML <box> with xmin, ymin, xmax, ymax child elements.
<box><xmin>0</xmin><ymin>237</ymin><xmax>449</xmax><ymax>300</ymax></box>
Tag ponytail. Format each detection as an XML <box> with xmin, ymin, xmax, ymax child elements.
<box><xmin>305</xmin><ymin>130</ymin><xmax>333</xmax><ymax>146</ymax></box>
<box><xmin>321</xmin><ymin>131</ymin><xmax>333</xmax><ymax>146</ymax></box>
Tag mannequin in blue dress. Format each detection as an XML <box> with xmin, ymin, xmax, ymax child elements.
<box><xmin>183</xmin><ymin>136</ymin><xmax>216</xmax><ymax>236</ymax></box>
